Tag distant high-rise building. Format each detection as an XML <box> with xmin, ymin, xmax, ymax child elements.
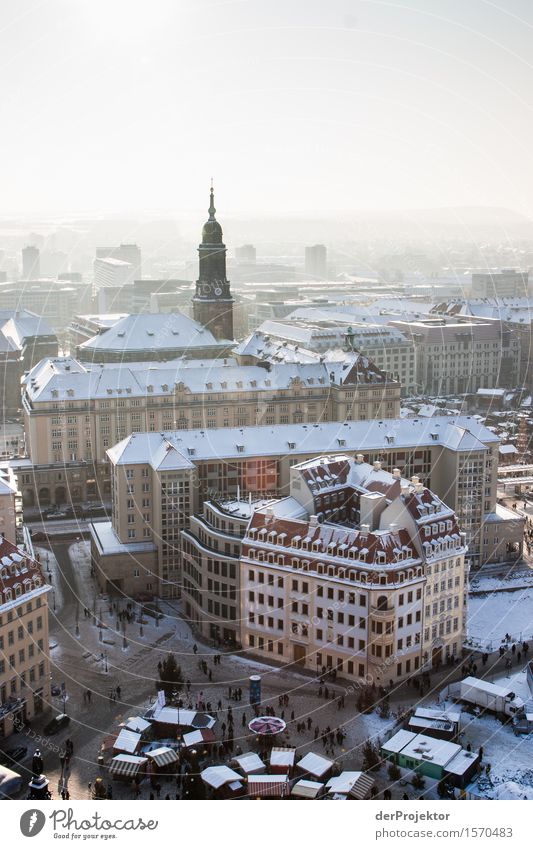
<box><xmin>95</xmin><ymin>244</ymin><xmax>142</xmax><ymax>278</ymax></box>
<box><xmin>93</xmin><ymin>257</ymin><xmax>134</xmax><ymax>289</ymax></box>
<box><xmin>305</xmin><ymin>244</ymin><xmax>327</xmax><ymax>280</ymax></box>
<box><xmin>471</xmin><ymin>269</ymin><xmax>529</xmax><ymax>298</ymax></box>
<box><xmin>22</xmin><ymin>245</ymin><xmax>40</xmax><ymax>280</ymax></box>
<box><xmin>235</xmin><ymin>244</ymin><xmax>256</xmax><ymax>263</ymax></box>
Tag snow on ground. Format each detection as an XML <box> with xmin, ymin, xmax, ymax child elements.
<box><xmin>427</xmin><ymin>697</ymin><xmax>533</xmax><ymax>800</ymax></box>
<box><xmin>470</xmin><ymin>566</ymin><xmax>533</xmax><ymax>594</ymax></box>
<box><xmin>68</xmin><ymin>540</ymin><xmax>97</xmax><ymax>608</ymax></box>
<box><xmin>467</xmin><ymin>588</ymin><xmax>533</xmax><ymax>649</ymax></box>
<box><xmin>34</xmin><ymin>546</ymin><xmax>63</xmax><ymax>610</ymax></box>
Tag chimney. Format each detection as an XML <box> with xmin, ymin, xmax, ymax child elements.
<box><xmin>415</xmin><ymin>483</ymin><xmax>424</xmax><ymax>494</ymax></box>
<box><xmin>355</xmin><ymin>453</ymin><xmax>364</xmax><ymax>464</ymax></box>
<box><xmin>400</xmin><ymin>485</ymin><xmax>410</xmax><ymax>497</ymax></box>
<box><xmin>392</xmin><ymin>468</ymin><xmax>401</xmax><ymax>479</ymax></box>
<box><xmin>411</xmin><ymin>475</ymin><xmax>420</xmax><ymax>485</ymax></box>
<box><xmin>308</xmin><ymin>514</ymin><xmax>319</xmax><ymax>529</ymax></box>
<box><xmin>360</xmin><ymin>523</ymin><xmax>370</xmax><ymax>535</ymax></box>
<box><xmin>373</xmin><ymin>460</ymin><xmax>382</xmax><ymax>471</ymax></box>
<box><xmin>388</xmin><ymin>522</ymin><xmax>397</xmax><ymax>533</ymax></box>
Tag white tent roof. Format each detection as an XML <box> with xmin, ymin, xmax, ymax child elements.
<box><xmin>114</xmin><ymin>728</ymin><xmax>141</xmax><ymax>754</ymax></box>
<box><xmin>326</xmin><ymin>771</ymin><xmax>363</xmax><ymax>794</ymax></box>
<box><xmin>232</xmin><ymin>752</ymin><xmax>265</xmax><ymax>775</ymax></box>
<box><xmin>291</xmin><ymin>779</ymin><xmax>324</xmax><ymax>799</ymax></box>
<box><xmin>297</xmin><ymin>752</ymin><xmax>334</xmax><ymax>778</ymax></box>
<box><xmin>201</xmin><ymin>765</ymin><xmax>242</xmax><ymax>789</ymax></box>
<box><xmin>124</xmin><ymin>716</ymin><xmax>151</xmax><ymax>733</ymax></box>
<box><xmin>270</xmin><ymin>747</ymin><xmax>296</xmax><ymax>768</ymax></box>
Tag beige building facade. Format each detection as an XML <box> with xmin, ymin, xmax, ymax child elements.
<box><xmin>21</xmin><ymin>355</ymin><xmax>400</xmax><ymax>509</ymax></box>
<box><xmin>89</xmin><ymin>415</ymin><xmax>522</xmax><ymax>605</ymax></box>
<box><xmin>0</xmin><ymin>537</ymin><xmax>51</xmax><ymax>738</ymax></box>
<box><xmin>239</xmin><ymin>456</ymin><xmax>468</xmax><ymax>685</ymax></box>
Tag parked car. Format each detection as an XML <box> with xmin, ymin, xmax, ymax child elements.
<box><xmin>43</xmin><ymin>714</ymin><xmax>70</xmax><ymax>735</ymax></box>
<box><xmin>46</xmin><ymin>511</ymin><xmax>68</xmax><ymax>520</ymax></box>
<box><xmin>30</xmin><ymin>531</ymin><xmax>47</xmax><ymax>542</ymax></box>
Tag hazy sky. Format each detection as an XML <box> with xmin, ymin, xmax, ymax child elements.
<box><xmin>1</xmin><ymin>0</ymin><xmax>533</xmax><ymax>216</ymax></box>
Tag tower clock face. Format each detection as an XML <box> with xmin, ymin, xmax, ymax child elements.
<box><xmin>214</xmin><ymin>286</ymin><xmax>222</xmax><ymax>296</ymax></box>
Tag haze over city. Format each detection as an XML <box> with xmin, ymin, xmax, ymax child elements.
<box><xmin>2</xmin><ymin>0</ymin><xmax>533</xmax><ymax>834</ymax></box>
<box><xmin>2</xmin><ymin>0</ymin><xmax>533</xmax><ymax>220</ymax></box>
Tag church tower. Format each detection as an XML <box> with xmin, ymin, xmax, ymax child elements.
<box><xmin>192</xmin><ymin>185</ymin><xmax>234</xmax><ymax>341</ymax></box>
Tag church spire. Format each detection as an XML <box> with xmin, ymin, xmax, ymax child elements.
<box><xmin>208</xmin><ymin>180</ymin><xmax>216</xmax><ymax>220</ymax></box>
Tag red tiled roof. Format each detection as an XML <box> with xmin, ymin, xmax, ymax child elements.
<box><xmin>0</xmin><ymin>537</ymin><xmax>47</xmax><ymax>606</ymax></box>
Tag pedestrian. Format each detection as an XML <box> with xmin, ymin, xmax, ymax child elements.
<box><xmin>478</xmin><ymin>746</ymin><xmax>484</xmax><ymax>762</ymax></box>
<box><xmin>87</xmin><ymin>689</ymin><xmax>92</xmax><ymax>703</ymax></box>
<box><xmin>116</xmin><ymin>685</ymin><xmax>121</xmax><ymax>699</ymax></box>
<box><xmin>193</xmin><ymin>644</ymin><xmax>198</xmax><ymax>654</ymax></box>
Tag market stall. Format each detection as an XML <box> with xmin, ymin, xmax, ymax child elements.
<box><xmin>247</xmin><ymin>774</ymin><xmax>289</xmax><ymax>798</ymax></box>
<box><xmin>145</xmin><ymin>747</ymin><xmax>179</xmax><ymax>774</ymax></box>
<box><xmin>291</xmin><ymin>779</ymin><xmax>324</xmax><ymax>799</ymax></box>
<box><xmin>297</xmin><ymin>752</ymin><xmax>334</xmax><ymax>780</ymax></box>
<box><xmin>113</xmin><ymin>729</ymin><xmax>142</xmax><ymax>755</ymax></box>
<box><xmin>109</xmin><ymin>754</ymin><xmax>148</xmax><ymax>781</ymax></box>
<box><xmin>201</xmin><ymin>765</ymin><xmax>244</xmax><ymax>797</ymax></box>
<box><xmin>269</xmin><ymin>747</ymin><xmax>296</xmax><ymax>775</ymax></box>
<box><xmin>232</xmin><ymin>752</ymin><xmax>266</xmax><ymax>776</ymax></box>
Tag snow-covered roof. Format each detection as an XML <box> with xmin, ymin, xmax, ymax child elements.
<box><xmin>79</xmin><ymin>312</ymin><xmax>228</xmax><ymax>353</ymax></box>
<box><xmin>106</xmin><ymin>415</ymin><xmax>498</xmax><ymax>468</ymax></box>
<box><xmin>2</xmin><ymin>312</ymin><xmax>55</xmax><ymax>345</ymax></box>
<box><xmin>89</xmin><ymin>521</ymin><xmax>157</xmax><ymax>556</ymax></box>
<box><xmin>387</xmin><ymin>731</ymin><xmax>462</xmax><ymax>768</ymax></box>
<box><xmin>23</xmin><ymin>354</ymin><xmax>391</xmax><ymax>403</ymax></box>
<box><xmin>381</xmin><ymin>729</ymin><xmax>416</xmax><ymax>754</ymax></box>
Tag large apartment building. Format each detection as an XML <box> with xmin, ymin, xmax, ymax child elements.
<box><xmin>390</xmin><ymin>317</ymin><xmax>521</xmax><ymax>395</ymax></box>
<box><xmin>89</xmin><ymin>415</ymin><xmax>522</xmax><ymax>603</ymax></box>
<box><xmin>181</xmin><ymin>497</ymin><xmax>268</xmax><ymax>646</ymax></box>
<box><xmin>239</xmin><ymin>320</ymin><xmax>417</xmax><ymax>395</ymax></box>
<box><xmin>470</xmin><ymin>269</ymin><xmax>529</xmax><ymax>299</ymax></box>
<box><xmin>239</xmin><ymin>455</ymin><xmax>467</xmax><ymax>683</ymax></box>
<box><xmin>0</xmin><ymin>537</ymin><xmax>51</xmax><ymax>738</ymax></box>
<box><xmin>21</xmin><ymin>354</ymin><xmax>400</xmax><ymax>508</ymax></box>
